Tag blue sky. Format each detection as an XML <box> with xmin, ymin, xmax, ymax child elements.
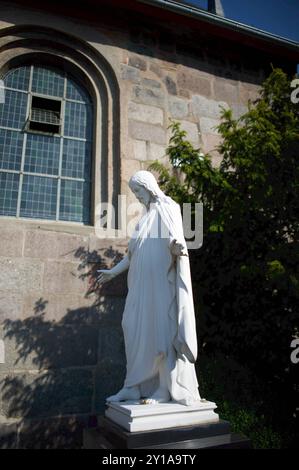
<box><xmin>181</xmin><ymin>0</ymin><xmax>299</xmax><ymax>42</ymax></box>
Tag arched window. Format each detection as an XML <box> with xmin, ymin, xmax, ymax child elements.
<box><xmin>0</xmin><ymin>64</ymin><xmax>93</xmax><ymax>224</ymax></box>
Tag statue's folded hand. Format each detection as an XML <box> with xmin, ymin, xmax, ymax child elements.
<box><xmin>170</xmin><ymin>239</ymin><xmax>188</xmax><ymax>257</ymax></box>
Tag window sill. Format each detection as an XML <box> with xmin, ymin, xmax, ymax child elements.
<box><xmin>0</xmin><ymin>216</ymin><xmax>127</xmax><ymax>240</ymax></box>
<box><xmin>0</xmin><ymin>216</ymin><xmax>95</xmax><ymax>236</ymax></box>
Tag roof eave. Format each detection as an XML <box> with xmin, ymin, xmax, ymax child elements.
<box><xmin>137</xmin><ymin>0</ymin><xmax>299</xmax><ymax>53</ymax></box>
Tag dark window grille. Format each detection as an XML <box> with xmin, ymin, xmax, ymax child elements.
<box><xmin>28</xmin><ymin>95</ymin><xmax>62</xmax><ymax>134</ymax></box>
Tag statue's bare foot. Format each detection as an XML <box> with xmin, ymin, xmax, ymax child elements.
<box><xmin>106</xmin><ymin>386</ymin><xmax>140</xmax><ymax>403</ymax></box>
<box><xmin>141</xmin><ymin>387</ymin><xmax>170</xmax><ymax>405</ymax></box>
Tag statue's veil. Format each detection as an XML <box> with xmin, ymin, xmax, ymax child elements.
<box><xmin>129</xmin><ymin>170</ymin><xmax>168</xmax><ymax>200</ymax></box>
<box><xmin>129</xmin><ymin>171</ymin><xmax>187</xmax><ymax>247</ymax></box>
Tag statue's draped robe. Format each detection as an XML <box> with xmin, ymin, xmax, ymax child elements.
<box><xmin>123</xmin><ymin>198</ymin><xmax>200</xmax><ymax>405</ymax></box>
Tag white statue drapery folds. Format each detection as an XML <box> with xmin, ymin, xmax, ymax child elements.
<box><xmin>97</xmin><ymin>171</ymin><xmax>201</xmax><ymax>406</ymax></box>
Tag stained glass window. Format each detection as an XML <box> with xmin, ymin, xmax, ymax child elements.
<box><xmin>0</xmin><ymin>64</ymin><xmax>93</xmax><ymax>224</ymax></box>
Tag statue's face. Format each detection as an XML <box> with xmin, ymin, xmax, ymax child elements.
<box><xmin>130</xmin><ymin>182</ymin><xmax>151</xmax><ymax>207</ymax></box>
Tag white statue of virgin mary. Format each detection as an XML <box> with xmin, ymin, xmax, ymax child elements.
<box><xmin>97</xmin><ymin>170</ymin><xmax>201</xmax><ymax>406</ymax></box>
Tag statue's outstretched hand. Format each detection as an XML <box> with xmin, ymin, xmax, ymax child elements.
<box><xmin>96</xmin><ymin>269</ymin><xmax>115</xmax><ymax>285</ymax></box>
<box><xmin>96</xmin><ymin>256</ymin><xmax>130</xmax><ymax>285</ymax></box>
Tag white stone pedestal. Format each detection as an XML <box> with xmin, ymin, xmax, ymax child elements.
<box><xmin>105</xmin><ymin>400</ymin><xmax>219</xmax><ymax>432</ymax></box>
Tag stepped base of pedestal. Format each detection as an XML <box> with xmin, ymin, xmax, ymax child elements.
<box><xmin>83</xmin><ymin>416</ymin><xmax>251</xmax><ymax>449</ymax></box>
<box><xmin>105</xmin><ymin>400</ymin><xmax>219</xmax><ymax>432</ymax></box>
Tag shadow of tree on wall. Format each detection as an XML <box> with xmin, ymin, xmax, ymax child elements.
<box><xmin>0</xmin><ymin>246</ymin><xmax>127</xmax><ymax>449</ymax></box>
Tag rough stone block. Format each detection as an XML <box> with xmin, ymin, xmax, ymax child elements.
<box><xmin>120</xmin><ymin>64</ymin><xmax>140</xmax><ymax>83</ymax></box>
<box><xmin>22</xmin><ymin>292</ymin><xmax>102</xmax><ymax>323</ymax></box>
<box><xmin>179</xmin><ymin>89</ymin><xmax>190</xmax><ymax>99</ymax></box>
<box><xmin>43</xmin><ymin>261</ymin><xmax>88</xmax><ymax>295</ymax></box>
<box><xmin>149</xmin><ymin>63</ymin><xmax>163</xmax><ymax>78</ymax></box>
<box><xmin>0</xmin><ymin>324</ymin><xmax>37</xmax><ymax>371</ymax></box>
<box><xmin>18</xmin><ymin>414</ymin><xmax>89</xmax><ymax>449</ymax></box>
<box><xmin>239</xmin><ymin>82</ymin><xmax>260</xmax><ymax>104</ymax></box>
<box><xmin>24</xmin><ymin>230</ymin><xmax>88</xmax><ymax>261</ymax></box>
<box><xmin>0</xmin><ymin>339</ymin><xmax>4</xmax><ymax>364</ymax></box>
<box><xmin>0</xmin><ymin>417</ymin><xmax>19</xmax><ymax>449</ymax></box>
<box><xmin>211</xmin><ymin>154</ymin><xmax>223</xmax><ymax>168</ymax></box>
<box><xmin>128</xmin><ymin>55</ymin><xmax>147</xmax><ymax>71</ymax></box>
<box><xmin>0</xmin><ymin>229</ymin><xmax>24</xmax><ymax>258</ymax></box>
<box><xmin>0</xmin><ymin>323</ymin><xmax>36</xmax><ymax>370</ymax></box>
<box><xmin>191</xmin><ymin>94</ymin><xmax>229</xmax><ymax>119</ymax></box>
<box><xmin>98</xmin><ymin>326</ymin><xmax>125</xmax><ymax>365</ymax></box>
<box><xmin>0</xmin><ymin>258</ymin><xmax>43</xmax><ymax>294</ymax></box>
<box><xmin>93</xmin><ymin>297</ymin><xmax>125</xmax><ymax>324</ymax></box>
<box><xmin>88</xmin><ymin>236</ymin><xmax>128</xmax><ymax>260</ymax></box>
<box><xmin>168</xmin><ymin>96</ymin><xmax>189</xmax><ymax>119</ymax></box>
<box><xmin>163</xmin><ymin>76</ymin><xmax>177</xmax><ymax>95</ymax></box>
<box><xmin>1</xmin><ymin>369</ymin><xmax>93</xmax><ymax>418</ymax></box>
<box><xmin>199</xmin><ymin>117</ymin><xmax>220</xmax><ymax>135</ymax></box>
<box><xmin>177</xmin><ymin>71</ymin><xmax>212</xmax><ymax>97</ymax></box>
<box><xmin>94</xmin><ymin>362</ymin><xmax>126</xmax><ymax>414</ymax></box>
<box><xmin>132</xmin><ymin>85</ymin><xmax>166</xmax><ymax>108</ymax></box>
<box><xmin>128</xmin><ymin>101</ymin><xmax>164</xmax><ymax>125</ymax></box>
<box><xmin>149</xmin><ymin>142</ymin><xmax>166</xmax><ymax>161</ymax></box>
<box><xmin>133</xmin><ymin>140</ymin><xmax>147</xmax><ymax>161</ymax></box>
<box><xmin>141</xmin><ymin>78</ymin><xmax>161</xmax><ymax>89</ymax></box>
<box><xmin>213</xmin><ymin>78</ymin><xmax>239</xmax><ymax>104</ymax></box>
<box><xmin>129</xmin><ymin>121</ymin><xmax>166</xmax><ymax>145</ymax></box>
<box><xmin>0</xmin><ymin>292</ymin><xmax>23</xmax><ymax>323</ymax></box>
<box><xmin>179</xmin><ymin>120</ymin><xmax>200</xmax><ymax>145</ymax></box>
<box><xmin>21</xmin><ymin>293</ymin><xmax>125</xmax><ymax>327</ymax></box>
<box><xmin>201</xmin><ymin>133</ymin><xmax>223</xmax><ymax>166</ymax></box>
<box><xmin>230</xmin><ymin>103</ymin><xmax>248</xmax><ymax>119</ymax></box>
<box><xmin>0</xmin><ymin>322</ymin><xmax>99</xmax><ymax>371</ymax></box>
<box><xmin>19</xmin><ymin>415</ymin><xmax>89</xmax><ymax>449</ymax></box>
<box><xmin>87</xmin><ymin>237</ymin><xmax>128</xmax><ymax>269</ymax></box>
<box><xmin>121</xmin><ymin>158</ymin><xmax>142</xmax><ymax>182</ymax></box>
